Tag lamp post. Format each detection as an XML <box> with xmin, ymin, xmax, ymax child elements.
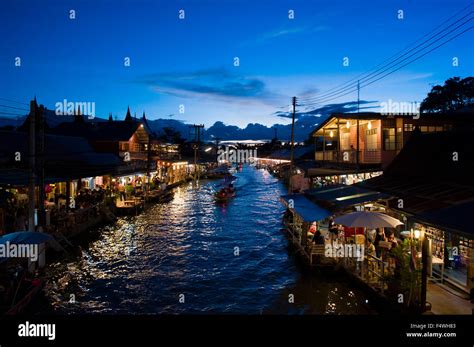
<box><xmin>421</xmin><ymin>231</ymin><xmax>428</xmax><ymax>313</ymax></box>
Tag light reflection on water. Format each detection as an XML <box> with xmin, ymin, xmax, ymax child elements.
<box><xmin>45</xmin><ymin>166</ymin><xmax>376</xmax><ymax>314</ymax></box>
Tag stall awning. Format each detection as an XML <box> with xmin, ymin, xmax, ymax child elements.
<box><xmin>413</xmin><ymin>201</ymin><xmax>474</xmax><ymax>237</ymax></box>
<box><xmin>305</xmin><ymin>184</ymin><xmax>390</xmax><ymax>209</ymax></box>
<box><xmin>281</xmin><ymin>194</ymin><xmax>332</xmax><ymax>222</ymax></box>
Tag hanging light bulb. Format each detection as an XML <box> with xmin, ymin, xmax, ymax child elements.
<box><xmin>346</xmin><ymin>121</ymin><xmax>350</xmax><ymax>129</ymax></box>
<box><xmin>329</xmin><ymin>130</ymin><xmax>334</xmax><ymax>138</ymax></box>
<box><xmin>368</xmin><ymin>121</ymin><xmax>372</xmax><ymax>130</ymax></box>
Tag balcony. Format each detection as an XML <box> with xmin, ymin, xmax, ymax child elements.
<box><xmin>315</xmin><ymin>149</ymin><xmax>381</xmax><ymax>164</ymax></box>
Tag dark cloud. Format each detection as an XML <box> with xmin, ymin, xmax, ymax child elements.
<box><xmin>274</xmin><ymin>100</ymin><xmax>379</xmax><ymax>119</ymax></box>
<box><xmin>135</xmin><ymin>68</ymin><xmax>268</xmax><ymax>100</ymax></box>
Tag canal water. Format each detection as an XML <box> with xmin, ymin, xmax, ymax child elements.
<box><xmin>45</xmin><ymin>166</ymin><xmax>376</xmax><ymax>314</ymax></box>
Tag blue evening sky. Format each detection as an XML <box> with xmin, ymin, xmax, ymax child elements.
<box><xmin>0</xmin><ymin>0</ymin><xmax>472</xmax><ymax>127</ymax></box>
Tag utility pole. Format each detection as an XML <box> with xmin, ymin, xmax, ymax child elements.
<box><xmin>356</xmin><ymin>80</ymin><xmax>360</xmax><ymax>171</ymax></box>
<box><xmin>37</xmin><ymin>104</ymin><xmax>45</xmax><ymax>227</ymax></box>
<box><xmin>28</xmin><ymin>99</ymin><xmax>36</xmax><ymax>232</ymax></box>
<box><xmin>288</xmin><ymin>96</ymin><xmax>296</xmax><ymax>194</ymax></box>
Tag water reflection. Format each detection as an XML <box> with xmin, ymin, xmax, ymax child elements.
<box><xmin>45</xmin><ymin>166</ymin><xmax>376</xmax><ymax>314</ymax></box>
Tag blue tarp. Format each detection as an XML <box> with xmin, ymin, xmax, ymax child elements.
<box><xmin>306</xmin><ymin>184</ymin><xmax>389</xmax><ymax>208</ymax></box>
<box><xmin>0</xmin><ymin>231</ymin><xmax>53</xmax><ymax>245</ymax></box>
<box><xmin>281</xmin><ymin>194</ymin><xmax>332</xmax><ymax>222</ymax></box>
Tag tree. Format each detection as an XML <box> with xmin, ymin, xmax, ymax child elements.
<box><xmin>420</xmin><ymin>77</ymin><xmax>474</xmax><ymax>113</ymax></box>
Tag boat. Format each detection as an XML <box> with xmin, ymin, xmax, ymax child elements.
<box><xmin>0</xmin><ymin>232</ymin><xmax>53</xmax><ymax>315</ymax></box>
<box><xmin>205</xmin><ymin>165</ymin><xmax>231</xmax><ymax>179</ymax></box>
<box><xmin>145</xmin><ymin>189</ymin><xmax>174</xmax><ymax>203</ymax></box>
<box><xmin>214</xmin><ymin>188</ymin><xmax>236</xmax><ymax>203</ymax></box>
<box><xmin>4</xmin><ymin>278</ymin><xmax>44</xmax><ymax>315</ymax></box>
<box><xmin>115</xmin><ymin>198</ymin><xmax>144</xmax><ymax>216</ymax></box>
<box><xmin>217</xmin><ymin>175</ymin><xmax>237</xmax><ymax>187</ymax></box>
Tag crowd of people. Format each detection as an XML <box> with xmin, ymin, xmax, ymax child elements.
<box><xmin>306</xmin><ymin>217</ymin><xmax>401</xmax><ymax>262</ymax></box>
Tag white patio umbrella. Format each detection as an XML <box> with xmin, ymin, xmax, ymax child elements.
<box><xmin>334</xmin><ymin>211</ymin><xmax>404</xmax><ymax>249</ymax></box>
<box><xmin>334</xmin><ymin>211</ymin><xmax>403</xmax><ymax>229</ymax></box>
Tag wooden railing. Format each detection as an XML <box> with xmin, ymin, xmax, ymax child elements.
<box><xmin>315</xmin><ymin>149</ymin><xmax>381</xmax><ymax>164</ymax></box>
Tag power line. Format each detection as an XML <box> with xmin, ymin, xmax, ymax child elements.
<box><xmin>299</xmin><ymin>3</ymin><xmax>473</xmax><ymax>103</ymax></box>
<box><xmin>299</xmin><ymin>11</ymin><xmax>473</xmax><ymax>105</ymax></box>
<box><xmin>0</xmin><ymin>111</ymin><xmax>25</xmax><ymax>117</ymax></box>
<box><xmin>301</xmin><ymin>24</ymin><xmax>474</xmax><ymax>107</ymax></box>
<box><xmin>0</xmin><ymin>104</ymin><xmax>29</xmax><ymax>111</ymax></box>
<box><xmin>0</xmin><ymin>97</ymin><xmax>29</xmax><ymax>106</ymax></box>
<box><xmin>300</xmin><ymin>8</ymin><xmax>473</xmax><ymax>103</ymax></box>
<box><xmin>358</xmin><ymin>26</ymin><xmax>474</xmax><ymax>92</ymax></box>
<box><xmin>298</xmin><ymin>6</ymin><xmax>473</xmax><ymax>105</ymax></box>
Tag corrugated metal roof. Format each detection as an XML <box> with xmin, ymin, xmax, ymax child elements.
<box><xmin>281</xmin><ymin>194</ymin><xmax>332</xmax><ymax>222</ymax></box>
<box><xmin>305</xmin><ymin>184</ymin><xmax>390</xmax><ymax>209</ymax></box>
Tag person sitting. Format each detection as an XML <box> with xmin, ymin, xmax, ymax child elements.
<box><xmin>312</xmin><ymin>230</ymin><xmax>325</xmax><ymax>245</ymax></box>
<box><xmin>374</xmin><ymin>228</ymin><xmax>387</xmax><ymax>258</ymax></box>
<box><xmin>366</xmin><ymin>238</ymin><xmax>376</xmax><ymax>256</ymax></box>
<box><xmin>387</xmin><ymin>233</ymin><xmax>398</xmax><ymax>248</ymax></box>
<box><xmin>308</xmin><ymin>221</ymin><xmax>317</xmax><ymax>235</ymax></box>
<box><xmin>328</xmin><ymin>217</ymin><xmax>338</xmax><ymax>243</ymax></box>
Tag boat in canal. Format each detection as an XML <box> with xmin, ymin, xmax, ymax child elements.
<box><xmin>3</xmin><ymin>277</ymin><xmax>44</xmax><ymax>315</ymax></box>
<box><xmin>115</xmin><ymin>198</ymin><xmax>144</xmax><ymax>216</ymax></box>
<box><xmin>42</xmin><ymin>166</ymin><xmax>378</xmax><ymax>315</ymax></box>
<box><xmin>205</xmin><ymin>165</ymin><xmax>231</xmax><ymax>179</ymax></box>
<box><xmin>0</xmin><ymin>232</ymin><xmax>54</xmax><ymax>315</ymax></box>
<box><xmin>145</xmin><ymin>189</ymin><xmax>174</xmax><ymax>203</ymax></box>
<box><xmin>214</xmin><ymin>187</ymin><xmax>236</xmax><ymax>203</ymax></box>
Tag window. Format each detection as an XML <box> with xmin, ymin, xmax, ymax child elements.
<box><xmin>383</xmin><ymin>128</ymin><xmax>396</xmax><ymax>150</ymax></box>
<box><xmin>404</xmin><ymin>123</ymin><xmax>413</xmax><ymax>131</ymax></box>
<box><xmin>420</xmin><ymin>126</ymin><xmax>428</xmax><ymax>132</ymax></box>
<box><xmin>436</xmin><ymin>126</ymin><xmax>443</xmax><ymax>132</ymax></box>
<box><xmin>119</xmin><ymin>142</ymin><xmax>129</xmax><ymax>151</ymax></box>
<box><xmin>341</xmin><ymin>132</ymin><xmax>350</xmax><ymax>150</ymax></box>
<box><xmin>396</xmin><ymin>127</ymin><xmax>403</xmax><ymax>150</ymax></box>
<box><xmin>366</xmin><ymin>129</ymin><xmax>378</xmax><ymax>150</ymax></box>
